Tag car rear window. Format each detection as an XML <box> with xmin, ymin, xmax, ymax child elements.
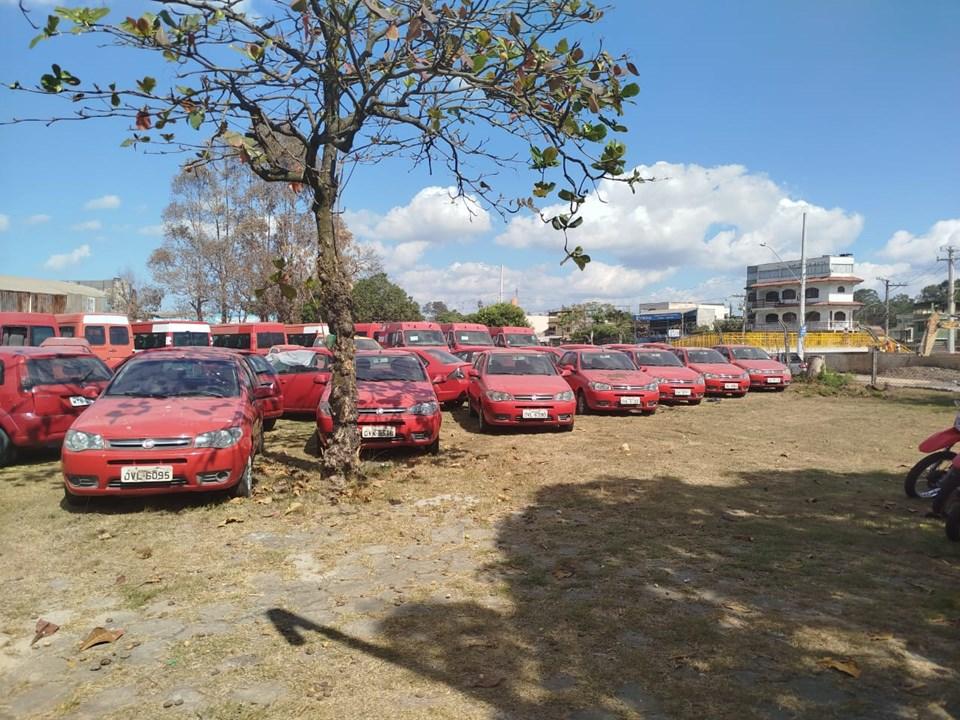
<box><xmin>454</xmin><ymin>331</ymin><xmax>493</xmax><ymax>346</ymax></box>
<box><xmin>245</xmin><ymin>354</ymin><xmax>274</xmax><ymax>374</ymax></box>
<box><xmin>487</xmin><ymin>353</ymin><xmax>556</xmax><ymax>376</ymax></box>
<box><xmin>504</xmin><ymin>333</ymin><xmax>539</xmax><ymax>346</ymax></box>
<box><xmin>25</xmin><ymin>356</ymin><xmax>111</xmax><ymax>387</ymax></box>
<box><xmin>267</xmin><ymin>350</ymin><xmax>330</xmax><ymax>374</ymax></box>
<box><xmin>731</xmin><ymin>346</ymin><xmax>770</xmax><ymax>360</ymax></box>
<box><xmin>84</xmin><ymin>326</ymin><xmax>106</xmax><ymax>346</ymax></box>
<box><xmin>424</xmin><ymin>349</ymin><xmax>464</xmax><ymax>365</ymax></box>
<box><xmin>634</xmin><ymin>351</ymin><xmax>682</xmax><ymax>367</ymax></box>
<box><xmin>687</xmin><ymin>349</ymin><xmax>727</xmax><ymax>364</ymax></box>
<box><xmin>107</xmin><ymin>359</ymin><xmax>240</xmax><ymax>398</ymax></box>
<box><xmin>580</xmin><ymin>352</ymin><xmax>634</xmax><ymax>370</ymax></box>
<box><xmin>109</xmin><ymin>326</ymin><xmax>130</xmax><ymax>345</ymax></box>
<box><xmin>355</xmin><ymin>355</ymin><xmax>427</xmax><ymax>382</ymax></box>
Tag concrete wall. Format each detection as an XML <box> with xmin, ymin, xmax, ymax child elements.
<box><xmin>824</xmin><ymin>352</ymin><xmax>960</xmax><ymax>374</ymax></box>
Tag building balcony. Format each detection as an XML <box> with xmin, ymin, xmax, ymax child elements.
<box><xmin>748</xmin><ymin>320</ymin><xmax>858</xmax><ymax>332</ymax></box>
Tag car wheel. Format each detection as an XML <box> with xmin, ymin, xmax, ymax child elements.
<box><xmin>263</xmin><ymin>418</ymin><xmax>277</xmax><ymax>432</ymax></box>
<box><xmin>689</xmin><ymin>399</ymin><xmax>702</xmax><ymax>406</ymax></box>
<box><xmin>904</xmin><ymin>450</ymin><xmax>954</xmax><ymax>499</ymax></box>
<box><xmin>560</xmin><ymin>421</ymin><xmax>574</xmax><ymax>433</ymax></box>
<box><xmin>0</xmin><ymin>428</ymin><xmax>12</xmax><ymax>468</ymax></box>
<box><xmin>467</xmin><ymin>398</ymin><xmax>477</xmax><ymax>417</ymax></box>
<box><xmin>477</xmin><ymin>405</ymin><xmax>487</xmax><ymax>433</ymax></box>
<box><xmin>230</xmin><ymin>456</ymin><xmax>254</xmax><ymax>498</ymax></box>
<box><xmin>576</xmin><ymin>391</ymin><xmax>588</xmax><ymax>415</ymax></box>
<box><xmin>62</xmin><ymin>485</ymin><xmax>84</xmax><ymax>508</ymax></box>
<box><xmin>775</xmin><ymin>386</ymin><xmax>787</xmax><ymax>392</ymax></box>
<box><xmin>427</xmin><ymin>438</ymin><xmax>440</xmax><ymax>456</ymax></box>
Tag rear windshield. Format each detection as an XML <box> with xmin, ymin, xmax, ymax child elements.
<box><xmin>453</xmin><ymin>330</ymin><xmax>493</xmax><ymax>346</ymax></box>
<box><xmin>84</xmin><ymin>326</ymin><xmax>106</xmax><ymax>346</ymax></box>
<box><xmin>107</xmin><ymin>359</ymin><xmax>240</xmax><ymax>398</ymax></box>
<box><xmin>634</xmin><ymin>351</ymin><xmax>682</xmax><ymax>367</ymax></box>
<box><xmin>487</xmin><ymin>353</ymin><xmax>556</xmax><ymax>376</ymax></box>
<box><xmin>402</xmin><ymin>330</ymin><xmax>445</xmax><ymax>346</ymax></box>
<box><xmin>505</xmin><ymin>333</ymin><xmax>539</xmax><ymax>346</ymax></box>
<box><xmin>687</xmin><ymin>349</ymin><xmax>727</xmax><ymax>364</ymax></box>
<box><xmin>109</xmin><ymin>326</ymin><xmax>130</xmax><ymax>346</ymax></box>
<box><xmin>425</xmin><ymin>349</ymin><xmax>464</xmax><ymax>365</ymax></box>
<box><xmin>731</xmin><ymin>346</ymin><xmax>770</xmax><ymax>360</ymax></box>
<box><xmin>581</xmin><ymin>352</ymin><xmax>634</xmax><ymax>371</ymax></box>
<box><xmin>25</xmin><ymin>356</ymin><xmax>111</xmax><ymax>387</ymax></box>
<box><xmin>173</xmin><ymin>332</ymin><xmax>210</xmax><ymax>347</ymax></box>
<box><xmin>356</xmin><ymin>355</ymin><xmax>427</xmax><ymax>382</ymax></box>
<box><xmin>257</xmin><ymin>332</ymin><xmax>285</xmax><ymax>349</ymax></box>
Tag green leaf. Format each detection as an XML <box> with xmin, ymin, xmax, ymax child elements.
<box><xmin>508</xmin><ymin>13</ymin><xmax>521</xmax><ymax>35</ymax></box>
<box><xmin>542</xmin><ymin>146</ymin><xmax>558</xmax><ymax>165</ymax></box>
<box><xmin>557</xmin><ymin>188</ymin><xmax>576</xmax><ymax>202</ymax></box>
<box><xmin>188</xmin><ymin>109</ymin><xmax>204</xmax><ymax>130</ymax></box>
<box><xmin>29</xmin><ymin>34</ymin><xmax>47</xmax><ymax>49</ymax></box>
<box><xmin>120</xmin><ymin>137</ymin><xmax>135</xmax><ymax>147</ymax></box>
<box><xmin>137</xmin><ymin>76</ymin><xmax>156</xmax><ymax>94</ymax></box>
<box><xmin>476</xmin><ymin>29</ymin><xmax>490</xmax><ymax>46</ymax></box>
<box><xmin>472</xmin><ymin>53</ymin><xmax>486</xmax><ymax>73</ymax></box>
<box><xmin>571</xmin><ymin>253</ymin><xmax>591</xmax><ymax>270</ymax></box>
<box><xmin>291</xmin><ymin>0</ymin><xmax>308</xmax><ymax>11</ymax></box>
<box><xmin>621</xmin><ymin>82</ymin><xmax>640</xmax><ymax>98</ymax></box>
<box><xmin>568</xmin><ymin>216</ymin><xmax>584</xmax><ymax>229</ymax></box>
<box><xmin>160</xmin><ymin>133</ymin><xmax>175</xmax><ymax>142</ymax></box>
<box><xmin>555</xmin><ymin>38</ymin><xmax>569</xmax><ymax>54</ymax></box>
<box><xmin>532</xmin><ymin>181</ymin><xmax>555</xmax><ymax>198</ymax></box>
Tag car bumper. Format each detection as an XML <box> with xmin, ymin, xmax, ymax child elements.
<box><xmin>263</xmin><ymin>397</ymin><xmax>283</xmax><ymax>419</ymax></box>
<box><xmin>61</xmin><ymin>444</ymin><xmax>250</xmax><ymax>497</ymax></box>
<box><xmin>435</xmin><ymin>379</ymin><xmax>468</xmax><ymax>403</ymax></box>
<box><xmin>657</xmin><ymin>383</ymin><xmax>706</xmax><ymax>402</ymax></box>
<box><xmin>583</xmin><ymin>389</ymin><xmax>659</xmax><ymax>412</ymax></box>
<box><xmin>317</xmin><ymin>413</ymin><xmax>441</xmax><ymax>449</ymax></box>
<box><xmin>480</xmin><ymin>399</ymin><xmax>576</xmax><ymax>427</ymax></box>
<box><xmin>747</xmin><ymin>374</ymin><xmax>791</xmax><ymax>389</ymax></box>
<box><xmin>704</xmin><ymin>379</ymin><xmax>749</xmax><ymax>395</ymax></box>
<box><xmin>9</xmin><ymin>412</ymin><xmax>85</xmax><ymax>448</ymax></box>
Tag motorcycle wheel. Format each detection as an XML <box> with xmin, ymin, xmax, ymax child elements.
<box><xmin>931</xmin><ymin>470</ymin><xmax>960</xmax><ymax>516</ymax></box>
<box><xmin>904</xmin><ymin>450</ymin><xmax>955</xmax><ymax>498</ymax></box>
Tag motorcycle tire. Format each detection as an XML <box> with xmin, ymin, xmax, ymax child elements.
<box><xmin>931</xmin><ymin>470</ymin><xmax>960</xmax><ymax>517</ymax></box>
<box><xmin>904</xmin><ymin>450</ymin><xmax>955</xmax><ymax>498</ymax></box>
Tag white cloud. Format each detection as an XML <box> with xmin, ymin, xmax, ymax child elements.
<box><xmin>344</xmin><ymin>186</ymin><xmax>491</xmax><ymax>244</ymax></box>
<box><xmin>71</xmin><ymin>220</ymin><xmax>103</xmax><ymax>232</ymax></box>
<box><xmin>878</xmin><ymin>219</ymin><xmax>960</xmax><ymax>264</ymax></box>
<box><xmin>138</xmin><ymin>224</ymin><xmax>165</xmax><ymax>237</ymax></box>
<box><xmin>84</xmin><ymin>194</ymin><xmax>121</xmax><ymax>210</ymax></box>
<box><xmin>0</xmin><ymin>214</ymin><xmax>8</xmax><ymax>232</ymax></box>
<box><xmin>496</xmin><ymin>162</ymin><xmax>864</xmax><ymax>271</ymax></box>
<box><xmin>44</xmin><ymin>244</ymin><xmax>91</xmax><ymax>270</ymax></box>
<box><xmin>25</xmin><ymin>214</ymin><xmax>51</xmax><ymax>225</ymax></box>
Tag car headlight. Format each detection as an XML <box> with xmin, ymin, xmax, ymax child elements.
<box><xmin>408</xmin><ymin>401</ymin><xmax>439</xmax><ymax>416</ymax></box>
<box><xmin>195</xmin><ymin>427</ymin><xmax>243</xmax><ymax>449</ymax></box>
<box><xmin>486</xmin><ymin>390</ymin><xmax>513</xmax><ymax>401</ymax></box>
<box><xmin>64</xmin><ymin>429</ymin><xmax>105</xmax><ymax>452</ymax></box>
<box><xmin>317</xmin><ymin>400</ymin><xmax>331</xmax><ymax>415</ymax></box>
<box><xmin>741</xmin><ymin>372</ymin><xmax>750</xmax><ymax>380</ymax></box>
<box><xmin>554</xmin><ymin>390</ymin><xmax>574</xmax><ymax>401</ymax></box>
<box><xmin>588</xmin><ymin>381</ymin><xmax>612</xmax><ymax>391</ymax></box>
<box><xmin>703</xmin><ymin>372</ymin><xmax>720</xmax><ymax>379</ymax></box>
<box><xmin>642</xmin><ymin>382</ymin><xmax>659</xmax><ymax>391</ymax></box>
<box><xmin>695</xmin><ymin>375</ymin><xmax>706</xmax><ymax>384</ymax></box>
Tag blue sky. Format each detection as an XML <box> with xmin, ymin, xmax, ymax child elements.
<box><xmin>0</xmin><ymin>0</ymin><xmax>957</xmax><ymax>313</ymax></box>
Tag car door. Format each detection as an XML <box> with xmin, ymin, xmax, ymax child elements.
<box><xmin>278</xmin><ymin>354</ymin><xmax>331</xmax><ymax>413</ymax></box>
<box><xmin>467</xmin><ymin>353</ymin><xmax>486</xmax><ymax>406</ymax></box>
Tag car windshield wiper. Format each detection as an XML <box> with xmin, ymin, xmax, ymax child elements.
<box><xmin>108</xmin><ymin>391</ymin><xmax>171</xmax><ymax>399</ymax></box>
<box><xmin>181</xmin><ymin>390</ymin><xmax>229</xmax><ymax>397</ymax></box>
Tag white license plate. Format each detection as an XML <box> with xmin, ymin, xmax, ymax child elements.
<box><xmin>69</xmin><ymin>396</ymin><xmax>92</xmax><ymax>407</ymax></box>
<box><xmin>521</xmin><ymin>408</ymin><xmax>549</xmax><ymax>419</ymax></box>
<box><xmin>766</xmin><ymin>377</ymin><xmax>782</xmax><ymax>384</ymax></box>
<box><xmin>120</xmin><ymin>465</ymin><xmax>173</xmax><ymax>483</ymax></box>
<box><xmin>674</xmin><ymin>388</ymin><xmax>691</xmax><ymax>397</ymax></box>
<box><xmin>361</xmin><ymin>425</ymin><xmax>396</xmax><ymax>439</ymax></box>
<box><xmin>619</xmin><ymin>396</ymin><xmax>642</xmax><ymax>405</ymax></box>
<box><xmin>724</xmin><ymin>382</ymin><xmax>740</xmax><ymax>390</ymax></box>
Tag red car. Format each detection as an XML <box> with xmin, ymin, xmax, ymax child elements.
<box><xmin>672</xmin><ymin>347</ymin><xmax>749</xmax><ymax>397</ymax></box>
<box><xmin>316</xmin><ymin>351</ymin><xmax>441</xmax><ymax>454</ymax></box>
<box><xmin>266</xmin><ymin>348</ymin><xmax>332</xmax><ymax>415</ymax></box>
<box><xmin>0</xmin><ymin>347</ymin><xmax>111</xmax><ymax>466</ymax></box>
<box><xmin>714</xmin><ymin>345</ymin><xmax>791</xmax><ymax>391</ymax></box>
<box><xmin>557</xmin><ymin>349</ymin><xmax>659</xmax><ymax>415</ymax></box>
<box><xmin>61</xmin><ymin>348</ymin><xmax>268</xmax><ymax>504</ymax></box>
<box><xmin>405</xmin><ymin>347</ymin><xmax>470</xmax><ymax>406</ymax></box>
<box><xmin>239</xmin><ymin>352</ymin><xmax>284</xmax><ymax>430</ymax></box>
<box><xmin>466</xmin><ymin>349</ymin><xmax>575</xmax><ymax>431</ymax></box>
<box><xmin>621</xmin><ymin>347</ymin><xmax>706</xmax><ymax>405</ymax></box>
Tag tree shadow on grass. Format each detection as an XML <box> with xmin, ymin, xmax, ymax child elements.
<box><xmin>269</xmin><ymin>469</ymin><xmax>960</xmax><ymax>719</ymax></box>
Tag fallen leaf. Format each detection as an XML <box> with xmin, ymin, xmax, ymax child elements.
<box><xmin>134</xmin><ymin>547</ymin><xmax>152</xmax><ymax>560</ymax></box>
<box><xmin>255</xmin><ymin>496</ymin><xmax>274</xmax><ymax>505</ymax></box>
<box><xmin>816</xmin><ymin>656</ymin><xmax>860</xmax><ymax>678</ymax></box>
<box><xmin>137</xmin><ymin>576</ymin><xmax>162</xmax><ymax>587</ymax></box>
<box><xmin>115</xmin><ymin>574</ymin><xmax>126</xmax><ymax>585</ymax></box>
<box><xmin>97</xmin><ymin>530</ymin><xmax>112</xmax><ymax>540</ymax></box>
<box><xmin>284</xmin><ymin>502</ymin><xmax>303</xmax><ymax>516</ymax></box>
<box><xmin>217</xmin><ymin>517</ymin><xmax>243</xmax><ymax>527</ymax></box>
<box><xmin>733</xmin><ymin>534</ymin><xmax>754</xmax><ymax>542</ymax></box>
<box><xmin>619</xmin><ymin>443</ymin><xmax>631</xmax><ymax>452</ymax></box>
<box><xmin>228</xmin><ymin>497</ymin><xmax>245</xmax><ymax>505</ymax></box>
<box><xmin>31</xmin><ymin>619</ymin><xmax>60</xmax><ymax>646</ymax></box>
<box><xmin>551</xmin><ymin>566</ymin><xmax>574</xmax><ymax>580</ymax></box>
<box><xmin>470</xmin><ymin>673</ymin><xmax>505</xmax><ymax>688</ymax></box>
<box><xmin>78</xmin><ymin>627</ymin><xmax>125</xmax><ymax>652</ymax></box>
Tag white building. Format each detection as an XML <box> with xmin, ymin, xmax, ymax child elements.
<box><xmin>745</xmin><ymin>254</ymin><xmax>861</xmax><ymax>332</ymax></box>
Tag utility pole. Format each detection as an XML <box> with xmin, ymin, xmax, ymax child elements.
<box><xmin>798</xmin><ymin>212</ymin><xmax>808</xmax><ymax>360</ymax></box>
<box><xmin>938</xmin><ymin>246</ymin><xmax>957</xmax><ymax>353</ymax></box>
<box><xmin>877</xmin><ymin>277</ymin><xmax>907</xmax><ymax>341</ymax></box>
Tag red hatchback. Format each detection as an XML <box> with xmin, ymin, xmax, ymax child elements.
<box><xmin>467</xmin><ymin>349</ymin><xmax>575</xmax><ymax>431</ymax></box>
<box><xmin>672</xmin><ymin>347</ymin><xmax>749</xmax><ymax>397</ymax></box>
<box><xmin>61</xmin><ymin>348</ymin><xmax>268</xmax><ymax>504</ymax></box>
<box><xmin>316</xmin><ymin>351</ymin><xmax>441</xmax><ymax>454</ymax></box>
<box><xmin>622</xmin><ymin>347</ymin><xmax>706</xmax><ymax>405</ymax></box>
<box><xmin>404</xmin><ymin>347</ymin><xmax>470</xmax><ymax>406</ymax></box>
<box><xmin>714</xmin><ymin>345</ymin><xmax>791</xmax><ymax>391</ymax></box>
<box><xmin>0</xmin><ymin>348</ymin><xmax>111</xmax><ymax>466</ymax></box>
<box><xmin>266</xmin><ymin>349</ymin><xmax>332</xmax><ymax>416</ymax></box>
<box><xmin>557</xmin><ymin>349</ymin><xmax>659</xmax><ymax>415</ymax></box>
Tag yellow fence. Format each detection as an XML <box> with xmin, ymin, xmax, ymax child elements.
<box><xmin>671</xmin><ymin>331</ymin><xmax>880</xmax><ymax>351</ymax></box>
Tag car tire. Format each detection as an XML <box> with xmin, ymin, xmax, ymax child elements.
<box><xmin>467</xmin><ymin>399</ymin><xmax>477</xmax><ymax>417</ymax></box>
<box><xmin>576</xmin><ymin>392</ymin><xmax>589</xmax><ymax>415</ymax></box>
<box><xmin>641</xmin><ymin>409</ymin><xmax>656</xmax><ymax>416</ymax></box>
<box><xmin>427</xmin><ymin>438</ymin><xmax>440</xmax><ymax>456</ymax></box>
<box><xmin>0</xmin><ymin>428</ymin><xmax>12</xmax><ymax>468</ymax></box>
<box><xmin>689</xmin><ymin>399</ymin><xmax>702</xmax><ymax>406</ymax></box>
<box><xmin>560</xmin><ymin>422</ymin><xmax>574</xmax><ymax>432</ymax></box>
<box><xmin>263</xmin><ymin>418</ymin><xmax>277</xmax><ymax>432</ymax></box>
<box><xmin>904</xmin><ymin>450</ymin><xmax>954</xmax><ymax>499</ymax></box>
<box><xmin>62</xmin><ymin>485</ymin><xmax>84</xmax><ymax>509</ymax></box>
<box><xmin>477</xmin><ymin>405</ymin><xmax>487</xmax><ymax>433</ymax></box>
<box><xmin>230</xmin><ymin>456</ymin><xmax>254</xmax><ymax>498</ymax></box>
<box><xmin>931</xmin><ymin>470</ymin><xmax>960</xmax><ymax>516</ymax></box>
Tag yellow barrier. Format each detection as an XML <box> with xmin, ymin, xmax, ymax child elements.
<box><xmin>671</xmin><ymin>331</ymin><xmax>881</xmax><ymax>351</ymax></box>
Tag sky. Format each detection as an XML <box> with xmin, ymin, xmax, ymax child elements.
<box><xmin>0</xmin><ymin>0</ymin><xmax>957</xmax><ymax>314</ymax></box>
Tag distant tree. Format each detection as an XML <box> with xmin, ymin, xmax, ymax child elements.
<box><xmin>554</xmin><ymin>302</ymin><xmax>633</xmax><ymax>342</ymax></box>
<box><xmin>114</xmin><ymin>270</ymin><xmax>163</xmax><ymax>321</ymax></box>
<box><xmin>421</xmin><ymin>301</ymin><xmax>451</xmax><ymax>321</ymax></box>
<box><xmin>435</xmin><ymin>308</ymin><xmax>467</xmax><ymax>324</ymax></box>
<box><xmin>352</xmin><ymin>274</ymin><xmax>422</xmax><ymax>323</ymax></box>
<box><xmin>469</xmin><ymin>303</ymin><xmax>528</xmax><ymax>328</ymax></box>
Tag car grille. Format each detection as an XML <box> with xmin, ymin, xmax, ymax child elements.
<box><xmin>358</xmin><ymin>407</ymin><xmax>406</xmax><ymax>415</ymax></box>
<box><xmin>611</xmin><ymin>384</ymin><xmax>648</xmax><ymax>391</ymax></box>
<box><xmin>513</xmin><ymin>394</ymin><xmax>554</xmax><ymax>401</ymax></box>
<box><xmin>718</xmin><ymin>374</ymin><xmax>743</xmax><ymax>379</ymax></box>
<box><xmin>107</xmin><ymin>438</ymin><xmax>192</xmax><ymax>449</ymax></box>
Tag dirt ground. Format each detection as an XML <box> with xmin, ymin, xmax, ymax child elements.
<box><xmin>1</xmin><ymin>387</ymin><xmax>959</xmax><ymax>720</ymax></box>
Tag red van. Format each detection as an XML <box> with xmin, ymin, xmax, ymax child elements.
<box><xmin>441</xmin><ymin>322</ymin><xmax>494</xmax><ymax>353</ymax></box>
<box><xmin>285</xmin><ymin>323</ymin><xmax>329</xmax><ymax>347</ymax></box>
<box><xmin>132</xmin><ymin>321</ymin><xmax>211</xmax><ymax>351</ymax></box>
<box><xmin>56</xmin><ymin>313</ymin><xmax>133</xmax><ymax>369</ymax></box>
<box><xmin>381</xmin><ymin>322</ymin><xmax>447</xmax><ymax>348</ymax></box>
<box><xmin>211</xmin><ymin>322</ymin><xmax>286</xmax><ymax>354</ymax></box>
<box><xmin>0</xmin><ymin>312</ymin><xmax>59</xmax><ymax>347</ymax></box>
<box><xmin>0</xmin><ymin>347</ymin><xmax>111</xmax><ymax>466</ymax></box>
<box><xmin>489</xmin><ymin>326</ymin><xmax>542</xmax><ymax>348</ymax></box>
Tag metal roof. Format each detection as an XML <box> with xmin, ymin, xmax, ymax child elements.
<box><xmin>0</xmin><ymin>275</ymin><xmax>106</xmax><ymax>297</ymax></box>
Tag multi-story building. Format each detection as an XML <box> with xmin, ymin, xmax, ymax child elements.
<box><xmin>745</xmin><ymin>254</ymin><xmax>861</xmax><ymax>332</ymax></box>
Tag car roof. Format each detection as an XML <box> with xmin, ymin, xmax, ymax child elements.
<box><xmin>0</xmin><ymin>346</ymin><xmax>87</xmax><ymax>359</ymax></box>
<box><xmin>130</xmin><ymin>347</ymin><xmax>242</xmax><ymax>360</ymax></box>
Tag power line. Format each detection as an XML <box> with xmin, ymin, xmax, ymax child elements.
<box><xmin>876</xmin><ymin>277</ymin><xmax>908</xmax><ymax>339</ymax></box>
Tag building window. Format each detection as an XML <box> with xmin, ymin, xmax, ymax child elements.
<box><xmin>806</xmin><ymin>311</ymin><xmax>821</xmax><ymax>322</ymax></box>
<box><xmin>764</xmin><ymin>291</ymin><xmax>779</xmax><ymax>302</ymax></box>
<box><xmin>837</xmin><ymin>286</ymin><xmax>845</xmax><ymax>293</ymax></box>
<box><xmin>765</xmin><ymin>313</ymin><xmax>778</xmax><ymax>324</ymax></box>
<box><xmin>834</xmin><ymin>311</ymin><xmax>846</xmax><ymax>321</ymax></box>
<box><xmin>805</xmin><ymin>287</ymin><xmax>819</xmax><ymax>299</ymax></box>
<box><xmin>782</xmin><ymin>312</ymin><xmax>797</xmax><ymax>323</ymax></box>
<box><xmin>747</xmin><ymin>292</ymin><xmax>756</xmax><ymax>303</ymax></box>
<box><xmin>781</xmin><ymin>289</ymin><xmax>796</xmax><ymax>301</ymax></box>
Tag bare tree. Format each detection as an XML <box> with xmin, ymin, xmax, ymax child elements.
<box><xmin>114</xmin><ymin>269</ymin><xmax>163</xmax><ymax>320</ymax></box>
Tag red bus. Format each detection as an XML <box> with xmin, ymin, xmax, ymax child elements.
<box><xmin>56</xmin><ymin>313</ymin><xmax>133</xmax><ymax>368</ymax></box>
<box><xmin>211</xmin><ymin>322</ymin><xmax>286</xmax><ymax>354</ymax></box>
<box><xmin>132</xmin><ymin>321</ymin><xmax>211</xmax><ymax>351</ymax></box>
<box><xmin>0</xmin><ymin>312</ymin><xmax>59</xmax><ymax>346</ymax></box>
<box><xmin>285</xmin><ymin>323</ymin><xmax>329</xmax><ymax>347</ymax></box>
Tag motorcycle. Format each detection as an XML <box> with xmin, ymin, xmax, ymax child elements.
<box><xmin>903</xmin><ymin>412</ymin><xmax>960</xmax><ymax>498</ymax></box>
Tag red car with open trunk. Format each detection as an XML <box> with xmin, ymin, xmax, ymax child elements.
<box><xmin>619</xmin><ymin>347</ymin><xmax>706</xmax><ymax>404</ymax></box>
<box><xmin>266</xmin><ymin>348</ymin><xmax>332</xmax><ymax>416</ymax></box>
<box><xmin>61</xmin><ymin>348</ymin><xmax>267</xmax><ymax>504</ymax></box>
<box><xmin>466</xmin><ymin>349</ymin><xmax>575</xmax><ymax>431</ymax></box>
<box><xmin>557</xmin><ymin>348</ymin><xmax>659</xmax><ymax>415</ymax></box>
<box><xmin>713</xmin><ymin>345</ymin><xmax>791</xmax><ymax>391</ymax></box>
<box><xmin>672</xmin><ymin>347</ymin><xmax>749</xmax><ymax>397</ymax></box>
<box><xmin>238</xmin><ymin>351</ymin><xmax>284</xmax><ymax>430</ymax></box>
<box><xmin>0</xmin><ymin>347</ymin><xmax>111</xmax><ymax>466</ymax></box>
<box><xmin>404</xmin><ymin>347</ymin><xmax>470</xmax><ymax>406</ymax></box>
<box><xmin>316</xmin><ymin>350</ymin><xmax>441</xmax><ymax>454</ymax></box>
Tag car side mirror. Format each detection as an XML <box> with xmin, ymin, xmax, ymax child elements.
<box><xmin>254</xmin><ymin>384</ymin><xmax>273</xmax><ymax>399</ymax></box>
<box><xmin>560</xmin><ymin>368</ymin><xmax>573</xmax><ymax>377</ymax></box>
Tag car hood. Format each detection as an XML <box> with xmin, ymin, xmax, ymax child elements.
<box><xmin>638</xmin><ymin>366</ymin><xmax>702</xmax><ymax>381</ymax></box>
<box><xmin>579</xmin><ymin>369</ymin><xmax>654</xmax><ymax>384</ymax></box>
<box><xmin>687</xmin><ymin>362</ymin><xmax>744</xmax><ymax>375</ymax></box>
<box><xmin>357</xmin><ymin>380</ymin><xmax>436</xmax><ymax>408</ymax></box>
<box><xmin>72</xmin><ymin>396</ymin><xmax>247</xmax><ymax>439</ymax></box>
<box><xmin>733</xmin><ymin>359</ymin><xmax>788</xmax><ymax>372</ymax></box>
<box><xmin>483</xmin><ymin>375</ymin><xmax>570</xmax><ymax>395</ymax></box>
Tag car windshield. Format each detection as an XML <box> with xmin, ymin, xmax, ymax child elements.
<box><xmin>173</xmin><ymin>332</ymin><xmax>210</xmax><ymax>347</ymax></box>
<box><xmin>487</xmin><ymin>353</ymin><xmax>556</xmax><ymax>376</ymax></box>
<box><xmin>581</xmin><ymin>352</ymin><xmax>635</xmax><ymax>371</ymax></box>
<box><xmin>455</xmin><ymin>330</ymin><xmax>493</xmax><ymax>346</ymax></box>
<box><xmin>267</xmin><ymin>350</ymin><xmax>330</xmax><ymax>374</ymax></box>
<box><xmin>106</xmin><ymin>359</ymin><xmax>240</xmax><ymax>398</ymax></box>
<box><xmin>731</xmin><ymin>346</ymin><xmax>770</xmax><ymax>360</ymax></box>
<box><xmin>687</xmin><ymin>349</ymin><xmax>727</xmax><ymax>364</ymax></box>
<box><xmin>356</xmin><ymin>355</ymin><xmax>427</xmax><ymax>382</ymax></box>
<box><xmin>425</xmin><ymin>349</ymin><xmax>464</xmax><ymax>365</ymax></box>
<box><xmin>25</xmin><ymin>356</ymin><xmax>111</xmax><ymax>386</ymax></box>
<box><xmin>505</xmin><ymin>333</ymin><xmax>539</xmax><ymax>346</ymax></box>
<box><xmin>355</xmin><ymin>337</ymin><xmax>381</xmax><ymax>350</ymax></box>
<box><xmin>634</xmin><ymin>351</ymin><xmax>683</xmax><ymax>367</ymax></box>
<box><xmin>402</xmin><ymin>329</ymin><xmax>446</xmax><ymax>346</ymax></box>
